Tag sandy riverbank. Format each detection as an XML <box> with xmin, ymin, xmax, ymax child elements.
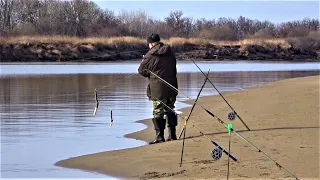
<box><xmin>55</xmin><ymin>75</ymin><xmax>319</xmax><ymax>180</ymax></box>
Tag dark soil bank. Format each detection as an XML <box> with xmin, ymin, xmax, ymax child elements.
<box><xmin>0</xmin><ymin>43</ymin><xmax>319</xmax><ymax>62</ymax></box>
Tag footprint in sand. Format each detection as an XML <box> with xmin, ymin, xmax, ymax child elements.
<box><xmin>270</xmin><ymin>148</ymin><xmax>280</xmax><ymax>154</ymax></box>
<box><xmin>259</xmin><ymin>172</ymin><xmax>270</xmax><ymax>176</ymax></box>
<box><xmin>193</xmin><ymin>160</ymin><xmax>215</xmax><ymax>164</ymax></box>
<box><xmin>238</xmin><ymin>174</ymin><xmax>250</xmax><ymax>178</ymax></box>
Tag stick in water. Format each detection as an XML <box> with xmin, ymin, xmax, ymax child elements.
<box><xmin>110</xmin><ymin>108</ymin><xmax>114</xmax><ymax>127</ymax></box>
<box><xmin>93</xmin><ymin>89</ymin><xmax>99</xmax><ymax>116</ymax></box>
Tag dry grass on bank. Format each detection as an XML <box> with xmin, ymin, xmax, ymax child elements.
<box><xmin>0</xmin><ymin>35</ymin><xmax>294</xmax><ymax>48</ymax></box>
<box><xmin>0</xmin><ymin>36</ymin><xmax>146</xmax><ymax>46</ymax></box>
<box><xmin>164</xmin><ymin>37</ymin><xmax>290</xmax><ymax>48</ymax></box>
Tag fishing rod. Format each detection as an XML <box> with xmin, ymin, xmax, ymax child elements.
<box><xmin>153</xmin><ymin>97</ymin><xmax>238</xmax><ymax>163</ymax></box>
<box><xmin>148</xmin><ymin>70</ymin><xmax>299</xmax><ymax>180</ymax></box>
<box><xmin>148</xmin><ymin>69</ymin><xmax>237</xmax><ymax>163</ymax></box>
<box><xmin>190</xmin><ymin>59</ymin><xmax>251</xmax><ymax>131</ymax></box>
<box><xmin>179</xmin><ymin>69</ymin><xmax>210</xmax><ymax>167</ymax></box>
<box><xmin>177</xmin><ymin>50</ymin><xmax>251</xmax><ymax>131</ymax></box>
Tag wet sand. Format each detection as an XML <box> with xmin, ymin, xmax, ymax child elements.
<box><xmin>55</xmin><ymin>75</ymin><xmax>320</xmax><ymax>180</ymax></box>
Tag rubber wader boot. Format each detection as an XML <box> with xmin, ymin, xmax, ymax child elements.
<box><xmin>149</xmin><ymin>116</ymin><xmax>166</xmax><ymax>144</ymax></box>
<box><xmin>165</xmin><ymin>112</ymin><xmax>178</xmax><ymax>141</ymax></box>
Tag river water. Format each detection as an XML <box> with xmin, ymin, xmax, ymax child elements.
<box><xmin>0</xmin><ymin>60</ymin><xmax>319</xmax><ymax>178</ymax></box>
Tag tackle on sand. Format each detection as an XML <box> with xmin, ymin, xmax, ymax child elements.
<box><xmin>148</xmin><ymin>69</ymin><xmax>299</xmax><ymax>180</ymax></box>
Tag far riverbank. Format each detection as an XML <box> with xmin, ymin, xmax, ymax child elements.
<box><xmin>1</xmin><ymin>36</ymin><xmax>319</xmax><ymax>62</ymax></box>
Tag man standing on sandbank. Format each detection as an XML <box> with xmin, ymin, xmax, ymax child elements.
<box><xmin>138</xmin><ymin>33</ymin><xmax>179</xmax><ymax>144</ymax></box>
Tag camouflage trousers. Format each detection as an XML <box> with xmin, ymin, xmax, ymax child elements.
<box><xmin>152</xmin><ymin>97</ymin><xmax>176</xmax><ymax>118</ymax></box>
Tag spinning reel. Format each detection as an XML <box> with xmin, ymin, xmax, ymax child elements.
<box><xmin>211</xmin><ymin>147</ymin><xmax>223</xmax><ymax>160</ymax></box>
<box><xmin>228</xmin><ymin>112</ymin><xmax>236</xmax><ymax>121</ymax></box>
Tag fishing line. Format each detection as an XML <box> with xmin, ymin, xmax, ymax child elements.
<box><xmin>1</xmin><ymin>73</ymin><xmax>138</xmax><ymax>119</ymax></box>
<box><xmin>3</xmin><ymin>71</ymin><xmax>137</xmax><ymax>105</ymax></box>
<box><xmin>149</xmin><ymin>70</ymin><xmax>299</xmax><ymax>180</ymax></box>
<box><xmin>2</xmin><ymin>48</ymin><xmax>150</xmax><ymax>105</ymax></box>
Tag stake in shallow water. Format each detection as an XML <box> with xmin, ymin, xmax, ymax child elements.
<box><xmin>148</xmin><ymin>70</ymin><xmax>299</xmax><ymax>180</ymax></box>
<box><xmin>93</xmin><ymin>89</ymin><xmax>99</xmax><ymax>116</ymax></box>
<box><xmin>110</xmin><ymin>108</ymin><xmax>114</xmax><ymax>127</ymax></box>
<box><xmin>92</xmin><ymin>89</ymin><xmax>114</xmax><ymax>127</ymax></box>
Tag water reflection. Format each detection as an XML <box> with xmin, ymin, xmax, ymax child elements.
<box><xmin>2</xmin><ymin>71</ymin><xmax>319</xmax><ymax>105</ymax></box>
<box><xmin>1</xmin><ymin>61</ymin><xmax>319</xmax><ymax>76</ymax></box>
<box><xmin>0</xmin><ymin>69</ymin><xmax>319</xmax><ymax>178</ymax></box>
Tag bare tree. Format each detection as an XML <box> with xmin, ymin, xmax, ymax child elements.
<box><xmin>0</xmin><ymin>0</ymin><xmax>318</xmax><ymax>39</ymax></box>
<box><xmin>117</xmin><ymin>9</ymin><xmax>153</xmax><ymax>37</ymax></box>
<box><xmin>0</xmin><ymin>0</ymin><xmax>14</xmax><ymax>35</ymax></box>
<box><xmin>165</xmin><ymin>10</ymin><xmax>186</xmax><ymax>37</ymax></box>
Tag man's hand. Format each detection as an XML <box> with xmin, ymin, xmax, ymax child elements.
<box><xmin>138</xmin><ymin>54</ymin><xmax>149</xmax><ymax>77</ymax></box>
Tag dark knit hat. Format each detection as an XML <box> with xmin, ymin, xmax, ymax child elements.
<box><xmin>147</xmin><ymin>33</ymin><xmax>160</xmax><ymax>43</ymax></box>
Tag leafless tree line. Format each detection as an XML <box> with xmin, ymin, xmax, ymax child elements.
<box><xmin>1</xmin><ymin>0</ymin><xmax>319</xmax><ymax>40</ymax></box>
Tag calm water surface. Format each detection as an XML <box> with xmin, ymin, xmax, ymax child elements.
<box><xmin>0</xmin><ymin>61</ymin><xmax>319</xmax><ymax>178</ymax></box>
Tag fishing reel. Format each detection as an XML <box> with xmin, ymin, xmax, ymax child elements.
<box><xmin>228</xmin><ymin>112</ymin><xmax>236</xmax><ymax>121</ymax></box>
<box><xmin>211</xmin><ymin>147</ymin><xmax>222</xmax><ymax>160</ymax></box>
